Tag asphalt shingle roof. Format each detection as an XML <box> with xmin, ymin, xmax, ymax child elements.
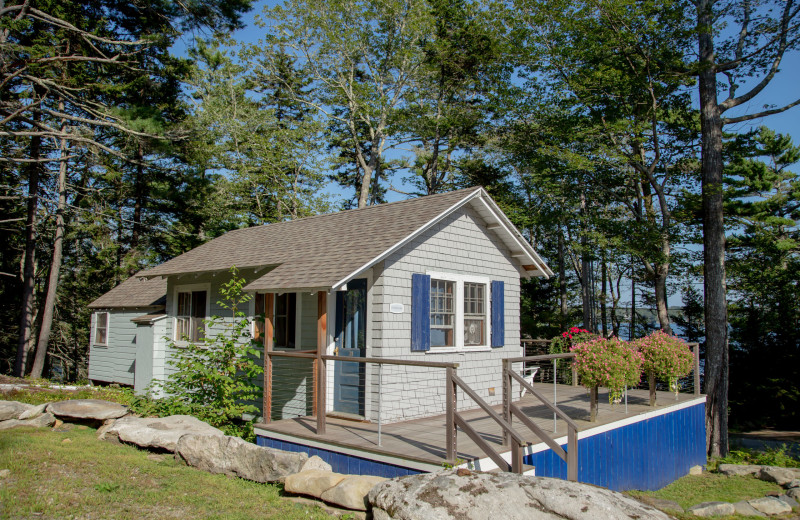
<box><xmin>88</xmin><ymin>275</ymin><xmax>167</xmax><ymax>309</ymax></box>
<box><xmin>139</xmin><ymin>187</ymin><xmax>482</xmax><ymax>291</ymax></box>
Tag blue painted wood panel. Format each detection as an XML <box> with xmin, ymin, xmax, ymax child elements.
<box><xmin>256</xmin><ymin>435</ymin><xmax>422</xmax><ymax>479</ymax></box>
<box><xmin>491</xmin><ymin>280</ymin><xmax>504</xmax><ymax>347</ymax></box>
<box><xmin>524</xmin><ymin>402</ymin><xmax>706</xmax><ymax>491</ymax></box>
<box><xmin>411</xmin><ymin>273</ymin><xmax>431</xmax><ymax>351</ymax></box>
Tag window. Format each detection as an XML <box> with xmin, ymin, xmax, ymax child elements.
<box><xmin>176</xmin><ymin>290</ymin><xmax>207</xmax><ymax>342</ymax></box>
<box><xmin>430</xmin><ymin>279</ymin><xmax>455</xmax><ymax>347</ymax></box>
<box><xmin>463</xmin><ymin>282</ymin><xmax>486</xmax><ymax>346</ymax></box>
<box><xmin>275</xmin><ymin>293</ymin><xmax>296</xmax><ymax>348</ymax></box>
<box><xmin>94</xmin><ymin>312</ymin><xmax>109</xmax><ymax>345</ymax></box>
<box><xmin>427</xmin><ymin>274</ymin><xmax>489</xmax><ymax>350</ymax></box>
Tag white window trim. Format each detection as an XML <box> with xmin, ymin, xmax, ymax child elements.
<box><xmin>172</xmin><ymin>282</ymin><xmax>211</xmax><ymax>344</ymax></box>
<box><xmin>425</xmin><ymin>271</ymin><xmax>492</xmax><ymax>353</ymax></box>
<box><xmin>93</xmin><ymin>311</ymin><xmax>109</xmax><ymax>347</ymax></box>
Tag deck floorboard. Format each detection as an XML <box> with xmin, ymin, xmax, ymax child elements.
<box><xmin>256</xmin><ymin>384</ymin><xmax>701</xmax><ymax>465</ymax></box>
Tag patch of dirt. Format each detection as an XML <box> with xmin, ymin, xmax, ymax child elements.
<box><xmin>0</xmin><ymin>375</ymin><xmax>26</xmax><ymax>384</ymax></box>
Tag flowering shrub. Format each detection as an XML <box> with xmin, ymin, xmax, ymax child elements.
<box><xmin>549</xmin><ymin>327</ymin><xmax>597</xmax><ymax>354</ymax></box>
<box><xmin>635</xmin><ymin>330</ymin><xmax>694</xmax><ymax>395</ymax></box>
<box><xmin>571</xmin><ymin>336</ymin><xmax>643</xmax><ymax>403</ymax></box>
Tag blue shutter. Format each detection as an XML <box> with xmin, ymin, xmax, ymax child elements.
<box><xmin>491</xmin><ymin>280</ymin><xmax>505</xmax><ymax>348</ymax></box>
<box><xmin>411</xmin><ymin>274</ymin><xmax>431</xmax><ymax>352</ymax></box>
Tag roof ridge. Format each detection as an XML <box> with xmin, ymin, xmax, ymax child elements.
<box><xmin>227</xmin><ymin>186</ymin><xmax>483</xmax><ymax>233</ymax></box>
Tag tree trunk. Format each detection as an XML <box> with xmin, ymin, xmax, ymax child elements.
<box><xmin>558</xmin><ymin>230</ymin><xmax>568</xmax><ymax>330</ymax></box>
<box><xmin>30</xmin><ymin>113</ymin><xmax>69</xmax><ymax>378</ymax></box>
<box><xmin>697</xmin><ymin>0</ymin><xmax>729</xmax><ymax>459</ymax></box>
<box><xmin>648</xmin><ymin>370</ymin><xmax>657</xmax><ymax>407</ymax></box>
<box><xmin>601</xmin><ymin>253</ymin><xmax>608</xmax><ymax>337</ymax></box>
<box><xmin>13</xmin><ymin>111</ymin><xmax>42</xmax><ymax>377</ymax></box>
<box><xmin>131</xmin><ymin>140</ymin><xmax>144</xmax><ymax>249</ymax></box>
<box><xmin>630</xmin><ymin>273</ymin><xmax>636</xmax><ymax>340</ymax></box>
<box><xmin>580</xmin><ymin>193</ymin><xmax>593</xmax><ymax>331</ymax></box>
<box><xmin>654</xmin><ymin>269</ymin><xmax>673</xmax><ymax>334</ymax></box>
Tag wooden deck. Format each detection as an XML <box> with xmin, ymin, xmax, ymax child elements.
<box><xmin>255</xmin><ymin>383</ymin><xmax>700</xmax><ymax>466</ymax></box>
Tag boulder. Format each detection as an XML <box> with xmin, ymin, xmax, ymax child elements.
<box><xmin>47</xmin><ymin>399</ymin><xmax>128</xmax><ymax>422</ymax></box>
<box><xmin>732</xmin><ymin>500</ymin><xmax>766</xmax><ymax>517</ymax></box>
<box><xmin>320</xmin><ymin>475</ymin><xmax>387</xmax><ymax>511</ymax></box>
<box><xmin>103</xmin><ymin>415</ymin><xmax>223</xmax><ymax>452</ymax></box>
<box><xmin>368</xmin><ymin>470</ymin><xmax>671</xmax><ymax>520</ymax></box>
<box><xmin>758</xmin><ymin>466</ymin><xmax>800</xmax><ymax>486</ymax></box>
<box><xmin>787</xmin><ymin>488</ymin><xmax>800</xmax><ymax>500</ymax></box>
<box><xmin>787</xmin><ymin>478</ymin><xmax>800</xmax><ymax>489</ymax></box>
<box><xmin>689</xmin><ymin>465</ymin><xmax>703</xmax><ymax>476</ymax></box>
<box><xmin>637</xmin><ymin>496</ymin><xmax>684</xmax><ymax>513</ymax></box>
<box><xmin>18</xmin><ymin>403</ymin><xmax>49</xmax><ymax>420</ymax></box>
<box><xmin>0</xmin><ymin>401</ymin><xmax>33</xmax><ymax>421</ymax></box>
<box><xmin>175</xmin><ymin>434</ymin><xmax>307</xmax><ymax>483</ymax></box>
<box><xmin>777</xmin><ymin>494</ymin><xmax>798</xmax><ymax>508</ymax></box>
<box><xmin>686</xmin><ymin>502</ymin><xmax>736</xmax><ymax>517</ymax></box>
<box><xmin>748</xmin><ymin>496</ymin><xmax>792</xmax><ymax>516</ymax></box>
<box><xmin>717</xmin><ymin>464</ymin><xmax>761</xmax><ymax>477</ymax></box>
<box><xmin>285</xmin><ymin>470</ymin><xmax>348</xmax><ymax>498</ymax></box>
<box><xmin>0</xmin><ymin>412</ymin><xmax>55</xmax><ymax>431</ymax></box>
<box><xmin>300</xmin><ymin>455</ymin><xmax>333</xmax><ymax>473</ymax></box>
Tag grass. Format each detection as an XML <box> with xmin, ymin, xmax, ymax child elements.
<box><xmin>628</xmin><ymin>472</ymin><xmax>795</xmax><ymax>520</ymax></box>
<box><xmin>0</xmin><ymin>426</ymin><xmax>338</xmax><ymax>520</ymax></box>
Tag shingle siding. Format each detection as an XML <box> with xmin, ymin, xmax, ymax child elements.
<box><xmin>368</xmin><ymin>205</ymin><xmax>522</xmax><ymax>423</ymax></box>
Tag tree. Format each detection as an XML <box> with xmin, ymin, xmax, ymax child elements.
<box><xmin>1</xmin><ymin>0</ymin><xmax>251</xmax><ymax>377</ymax></box>
<box><xmin>693</xmin><ymin>0</ymin><xmax>800</xmax><ymax>457</ymax></box>
<box><xmin>255</xmin><ymin>0</ymin><xmax>431</xmax><ymax>207</ymax></box>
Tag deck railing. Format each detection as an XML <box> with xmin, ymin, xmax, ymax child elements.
<box><xmin>503</xmin><ymin>354</ymin><xmax>579</xmax><ymax>481</ymax></box>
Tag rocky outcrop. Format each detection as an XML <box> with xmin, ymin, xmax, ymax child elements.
<box><xmin>320</xmin><ymin>475</ymin><xmax>387</xmax><ymax>511</ymax></box>
<box><xmin>47</xmin><ymin>399</ymin><xmax>128</xmax><ymax>422</ymax></box>
<box><xmin>748</xmin><ymin>496</ymin><xmax>792</xmax><ymax>516</ymax></box>
<box><xmin>0</xmin><ymin>412</ymin><xmax>55</xmax><ymax>430</ymax></box>
<box><xmin>368</xmin><ymin>470</ymin><xmax>671</xmax><ymax>520</ymax></box>
<box><xmin>18</xmin><ymin>403</ymin><xmax>49</xmax><ymax>420</ymax></box>
<box><xmin>285</xmin><ymin>470</ymin><xmax>348</xmax><ymax>497</ymax></box>
<box><xmin>717</xmin><ymin>463</ymin><xmax>762</xmax><ymax>477</ymax></box>
<box><xmin>732</xmin><ymin>500</ymin><xmax>766</xmax><ymax>517</ymax></box>
<box><xmin>758</xmin><ymin>466</ymin><xmax>800</xmax><ymax>486</ymax></box>
<box><xmin>175</xmin><ymin>434</ymin><xmax>307</xmax><ymax>483</ymax></box>
<box><xmin>687</xmin><ymin>501</ymin><xmax>736</xmax><ymax>517</ymax></box>
<box><xmin>102</xmin><ymin>415</ymin><xmax>223</xmax><ymax>452</ymax></box>
<box><xmin>300</xmin><ymin>455</ymin><xmax>333</xmax><ymax>473</ymax></box>
<box><xmin>0</xmin><ymin>401</ymin><xmax>33</xmax><ymax>421</ymax></box>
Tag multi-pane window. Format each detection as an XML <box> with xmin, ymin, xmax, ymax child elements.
<box><xmin>275</xmin><ymin>293</ymin><xmax>297</xmax><ymax>348</ymax></box>
<box><xmin>94</xmin><ymin>312</ymin><xmax>109</xmax><ymax>345</ymax></box>
<box><xmin>176</xmin><ymin>290</ymin><xmax>207</xmax><ymax>342</ymax></box>
<box><xmin>463</xmin><ymin>282</ymin><xmax>485</xmax><ymax>346</ymax></box>
<box><xmin>430</xmin><ymin>279</ymin><xmax>455</xmax><ymax>347</ymax></box>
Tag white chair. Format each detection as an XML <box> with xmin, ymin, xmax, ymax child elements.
<box><xmin>520</xmin><ymin>366</ymin><xmax>540</xmax><ymax>399</ymax></box>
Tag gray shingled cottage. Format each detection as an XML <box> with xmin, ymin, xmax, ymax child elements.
<box><xmin>87</xmin><ymin>187</ymin><xmax>552</xmax><ymax>421</ymax></box>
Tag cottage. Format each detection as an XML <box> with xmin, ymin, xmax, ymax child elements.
<box><xmin>88</xmin><ymin>186</ymin><xmax>707</xmax><ymax>490</ymax></box>
<box><xmin>88</xmin><ymin>186</ymin><xmax>551</xmax><ymax>408</ymax></box>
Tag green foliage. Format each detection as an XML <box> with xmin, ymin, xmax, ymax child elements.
<box><xmin>572</xmin><ymin>337</ymin><xmax>643</xmax><ymax>403</ymax></box>
<box><xmin>152</xmin><ymin>267</ymin><xmax>264</xmax><ymax>440</ymax></box>
<box><xmin>635</xmin><ymin>330</ymin><xmax>694</xmax><ymax>394</ymax></box>
<box><xmin>716</xmin><ymin>445</ymin><xmax>800</xmax><ymax>469</ymax></box>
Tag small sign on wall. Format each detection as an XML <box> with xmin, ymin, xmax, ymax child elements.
<box><xmin>389</xmin><ymin>303</ymin><xmax>404</xmax><ymax>314</ymax></box>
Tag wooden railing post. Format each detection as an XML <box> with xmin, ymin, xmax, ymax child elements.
<box><xmin>446</xmin><ymin>366</ymin><xmax>456</xmax><ymax>463</ymax></box>
<box><xmin>511</xmin><ymin>442</ymin><xmax>523</xmax><ymax>474</ymax></box>
<box><xmin>316</xmin><ymin>291</ymin><xmax>327</xmax><ymax>435</ymax></box>
<box><xmin>693</xmin><ymin>342</ymin><xmax>701</xmax><ymax>396</ymax></box>
<box><xmin>571</xmin><ymin>361</ymin><xmax>578</xmax><ymax>387</ymax></box>
<box><xmin>262</xmin><ymin>293</ymin><xmax>274</xmax><ymax>423</ymax></box>
<box><xmin>502</xmin><ymin>358</ymin><xmax>512</xmax><ymax>447</ymax></box>
<box><xmin>567</xmin><ymin>426</ymin><xmax>578</xmax><ymax>481</ymax></box>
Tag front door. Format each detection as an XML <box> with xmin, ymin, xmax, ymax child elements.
<box><xmin>333</xmin><ymin>278</ymin><xmax>367</xmax><ymax>416</ymax></box>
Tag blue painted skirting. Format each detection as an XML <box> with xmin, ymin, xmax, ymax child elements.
<box><xmin>525</xmin><ymin>401</ymin><xmax>706</xmax><ymax>491</ymax></box>
<box><xmin>256</xmin><ymin>436</ymin><xmax>422</xmax><ymax>479</ymax></box>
